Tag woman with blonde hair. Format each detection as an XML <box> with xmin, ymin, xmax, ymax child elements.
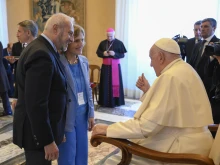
<box><xmin>58</xmin><ymin>24</ymin><xmax>95</xmax><ymax>165</ymax></box>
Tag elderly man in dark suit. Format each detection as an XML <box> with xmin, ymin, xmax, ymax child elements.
<box><xmin>185</xmin><ymin>20</ymin><xmax>201</xmax><ymax>63</ymax></box>
<box><xmin>13</xmin><ymin>13</ymin><xmax>74</xmax><ymax>165</ymax></box>
<box><xmin>0</xmin><ymin>42</ymin><xmax>12</xmax><ymax>116</ymax></box>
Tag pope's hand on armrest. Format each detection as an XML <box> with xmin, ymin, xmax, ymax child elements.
<box><xmin>92</xmin><ymin>124</ymin><xmax>108</xmax><ymax>136</ymax></box>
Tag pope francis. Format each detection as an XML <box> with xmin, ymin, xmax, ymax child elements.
<box><xmin>92</xmin><ymin>38</ymin><xmax>214</xmax><ymax>165</ymax></box>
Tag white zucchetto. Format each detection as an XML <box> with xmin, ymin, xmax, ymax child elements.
<box><xmin>154</xmin><ymin>38</ymin><xmax>181</xmax><ymax>54</ymax></box>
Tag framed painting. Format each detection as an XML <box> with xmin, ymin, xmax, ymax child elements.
<box><xmin>31</xmin><ymin>0</ymin><xmax>85</xmax><ymax>34</ymax></box>
<box><xmin>31</xmin><ymin>0</ymin><xmax>86</xmax><ymax>55</ymax></box>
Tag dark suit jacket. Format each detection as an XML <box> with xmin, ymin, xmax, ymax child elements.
<box><xmin>189</xmin><ymin>35</ymin><xmax>219</xmax><ymax>93</ymax></box>
<box><xmin>0</xmin><ymin>42</ymin><xmax>10</xmax><ymax>92</ymax></box>
<box><xmin>2</xmin><ymin>47</ymin><xmax>13</xmax><ymax>73</ymax></box>
<box><xmin>3</xmin><ymin>48</ymin><xmax>9</xmax><ymax>57</ymax></box>
<box><xmin>208</xmin><ymin>59</ymin><xmax>220</xmax><ymax>123</ymax></box>
<box><xmin>2</xmin><ymin>47</ymin><xmax>15</xmax><ymax>97</ymax></box>
<box><xmin>185</xmin><ymin>38</ymin><xmax>197</xmax><ymax>63</ymax></box>
<box><xmin>11</xmin><ymin>42</ymin><xmax>22</xmax><ymax>57</ymax></box>
<box><xmin>13</xmin><ymin>36</ymin><xmax>67</xmax><ymax>150</ymax></box>
<box><xmin>11</xmin><ymin>42</ymin><xmax>22</xmax><ymax>82</ymax></box>
<box><xmin>3</xmin><ymin>58</ymin><xmax>12</xmax><ymax>75</ymax></box>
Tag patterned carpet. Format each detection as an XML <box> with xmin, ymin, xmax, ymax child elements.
<box><xmin>95</xmin><ymin>100</ymin><xmax>140</xmax><ymax>117</ymax></box>
<box><xmin>0</xmin><ymin>98</ymin><xmax>141</xmax><ymax>165</ymax></box>
<box><xmin>89</xmin><ymin>99</ymin><xmax>141</xmax><ymax>165</ymax></box>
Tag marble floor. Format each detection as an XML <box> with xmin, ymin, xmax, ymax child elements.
<box><xmin>0</xmin><ymin>98</ymin><xmax>141</xmax><ymax>165</ymax></box>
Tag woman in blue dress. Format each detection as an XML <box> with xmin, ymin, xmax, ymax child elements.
<box><xmin>58</xmin><ymin>24</ymin><xmax>95</xmax><ymax>165</ymax></box>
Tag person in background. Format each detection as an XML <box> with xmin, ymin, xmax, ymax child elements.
<box><xmin>207</xmin><ymin>49</ymin><xmax>220</xmax><ymax>125</ymax></box>
<box><xmin>3</xmin><ymin>42</ymin><xmax>14</xmax><ymax>71</ymax></box>
<box><xmin>58</xmin><ymin>24</ymin><xmax>94</xmax><ymax>165</ymax></box>
<box><xmin>2</xmin><ymin>43</ymin><xmax>14</xmax><ymax>97</ymax></box>
<box><xmin>16</xmin><ymin>20</ymin><xmax>38</xmax><ymax>46</ymax></box>
<box><xmin>172</xmin><ymin>34</ymin><xmax>188</xmax><ymax>60</ymax></box>
<box><xmin>3</xmin><ymin>43</ymin><xmax>13</xmax><ymax>56</ymax></box>
<box><xmin>11</xmin><ymin>20</ymin><xmax>38</xmax><ymax>109</ymax></box>
<box><xmin>186</xmin><ymin>20</ymin><xmax>202</xmax><ymax>63</ymax></box>
<box><xmin>13</xmin><ymin>13</ymin><xmax>74</xmax><ymax>165</ymax></box>
<box><xmin>92</xmin><ymin>38</ymin><xmax>213</xmax><ymax>165</ymax></box>
<box><xmin>10</xmin><ymin>19</ymin><xmax>38</xmax><ymax>75</ymax></box>
<box><xmin>9</xmin><ymin>41</ymin><xmax>23</xmax><ymax>80</ymax></box>
<box><xmin>2</xmin><ymin>57</ymin><xmax>14</xmax><ymax>98</ymax></box>
<box><xmin>189</xmin><ymin>18</ymin><xmax>220</xmax><ymax>125</ymax></box>
<box><xmin>11</xmin><ymin>41</ymin><xmax>22</xmax><ymax>57</ymax></box>
<box><xmin>13</xmin><ymin>20</ymin><xmax>39</xmax><ymax>77</ymax></box>
<box><xmin>96</xmin><ymin>28</ymin><xmax>127</xmax><ymax>108</ymax></box>
<box><xmin>0</xmin><ymin>41</ymin><xmax>13</xmax><ymax>116</ymax></box>
<box><xmin>189</xmin><ymin>18</ymin><xmax>219</xmax><ymax>94</ymax></box>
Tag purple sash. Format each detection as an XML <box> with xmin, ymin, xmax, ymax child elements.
<box><xmin>103</xmin><ymin>58</ymin><xmax>120</xmax><ymax>97</ymax></box>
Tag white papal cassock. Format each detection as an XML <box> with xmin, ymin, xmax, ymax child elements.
<box><xmin>105</xmin><ymin>59</ymin><xmax>214</xmax><ymax>165</ymax></box>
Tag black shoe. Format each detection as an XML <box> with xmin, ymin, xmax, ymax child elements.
<box><xmin>2</xmin><ymin>110</ymin><xmax>13</xmax><ymax>116</ymax></box>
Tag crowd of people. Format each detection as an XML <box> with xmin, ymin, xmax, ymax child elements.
<box><xmin>0</xmin><ymin>13</ymin><xmax>220</xmax><ymax>165</ymax></box>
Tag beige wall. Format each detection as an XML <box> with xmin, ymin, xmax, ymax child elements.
<box><xmin>86</xmin><ymin>0</ymin><xmax>115</xmax><ymax>66</ymax></box>
<box><xmin>7</xmin><ymin>0</ymin><xmax>31</xmax><ymax>42</ymax></box>
<box><xmin>6</xmin><ymin>0</ymin><xmax>115</xmax><ymax>67</ymax></box>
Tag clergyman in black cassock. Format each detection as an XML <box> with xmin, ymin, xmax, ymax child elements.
<box><xmin>96</xmin><ymin>28</ymin><xmax>127</xmax><ymax>108</ymax></box>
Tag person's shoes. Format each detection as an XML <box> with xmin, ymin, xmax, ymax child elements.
<box><xmin>2</xmin><ymin>110</ymin><xmax>13</xmax><ymax>116</ymax></box>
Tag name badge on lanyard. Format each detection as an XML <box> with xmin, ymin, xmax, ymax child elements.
<box><xmin>78</xmin><ymin>92</ymin><xmax>85</xmax><ymax>105</ymax></box>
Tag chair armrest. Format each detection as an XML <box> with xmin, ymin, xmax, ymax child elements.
<box><xmin>90</xmin><ymin>135</ymin><xmax>214</xmax><ymax>165</ymax></box>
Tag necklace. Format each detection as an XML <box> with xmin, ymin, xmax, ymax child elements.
<box><xmin>66</xmin><ymin>55</ymin><xmax>78</xmax><ymax>64</ymax></box>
